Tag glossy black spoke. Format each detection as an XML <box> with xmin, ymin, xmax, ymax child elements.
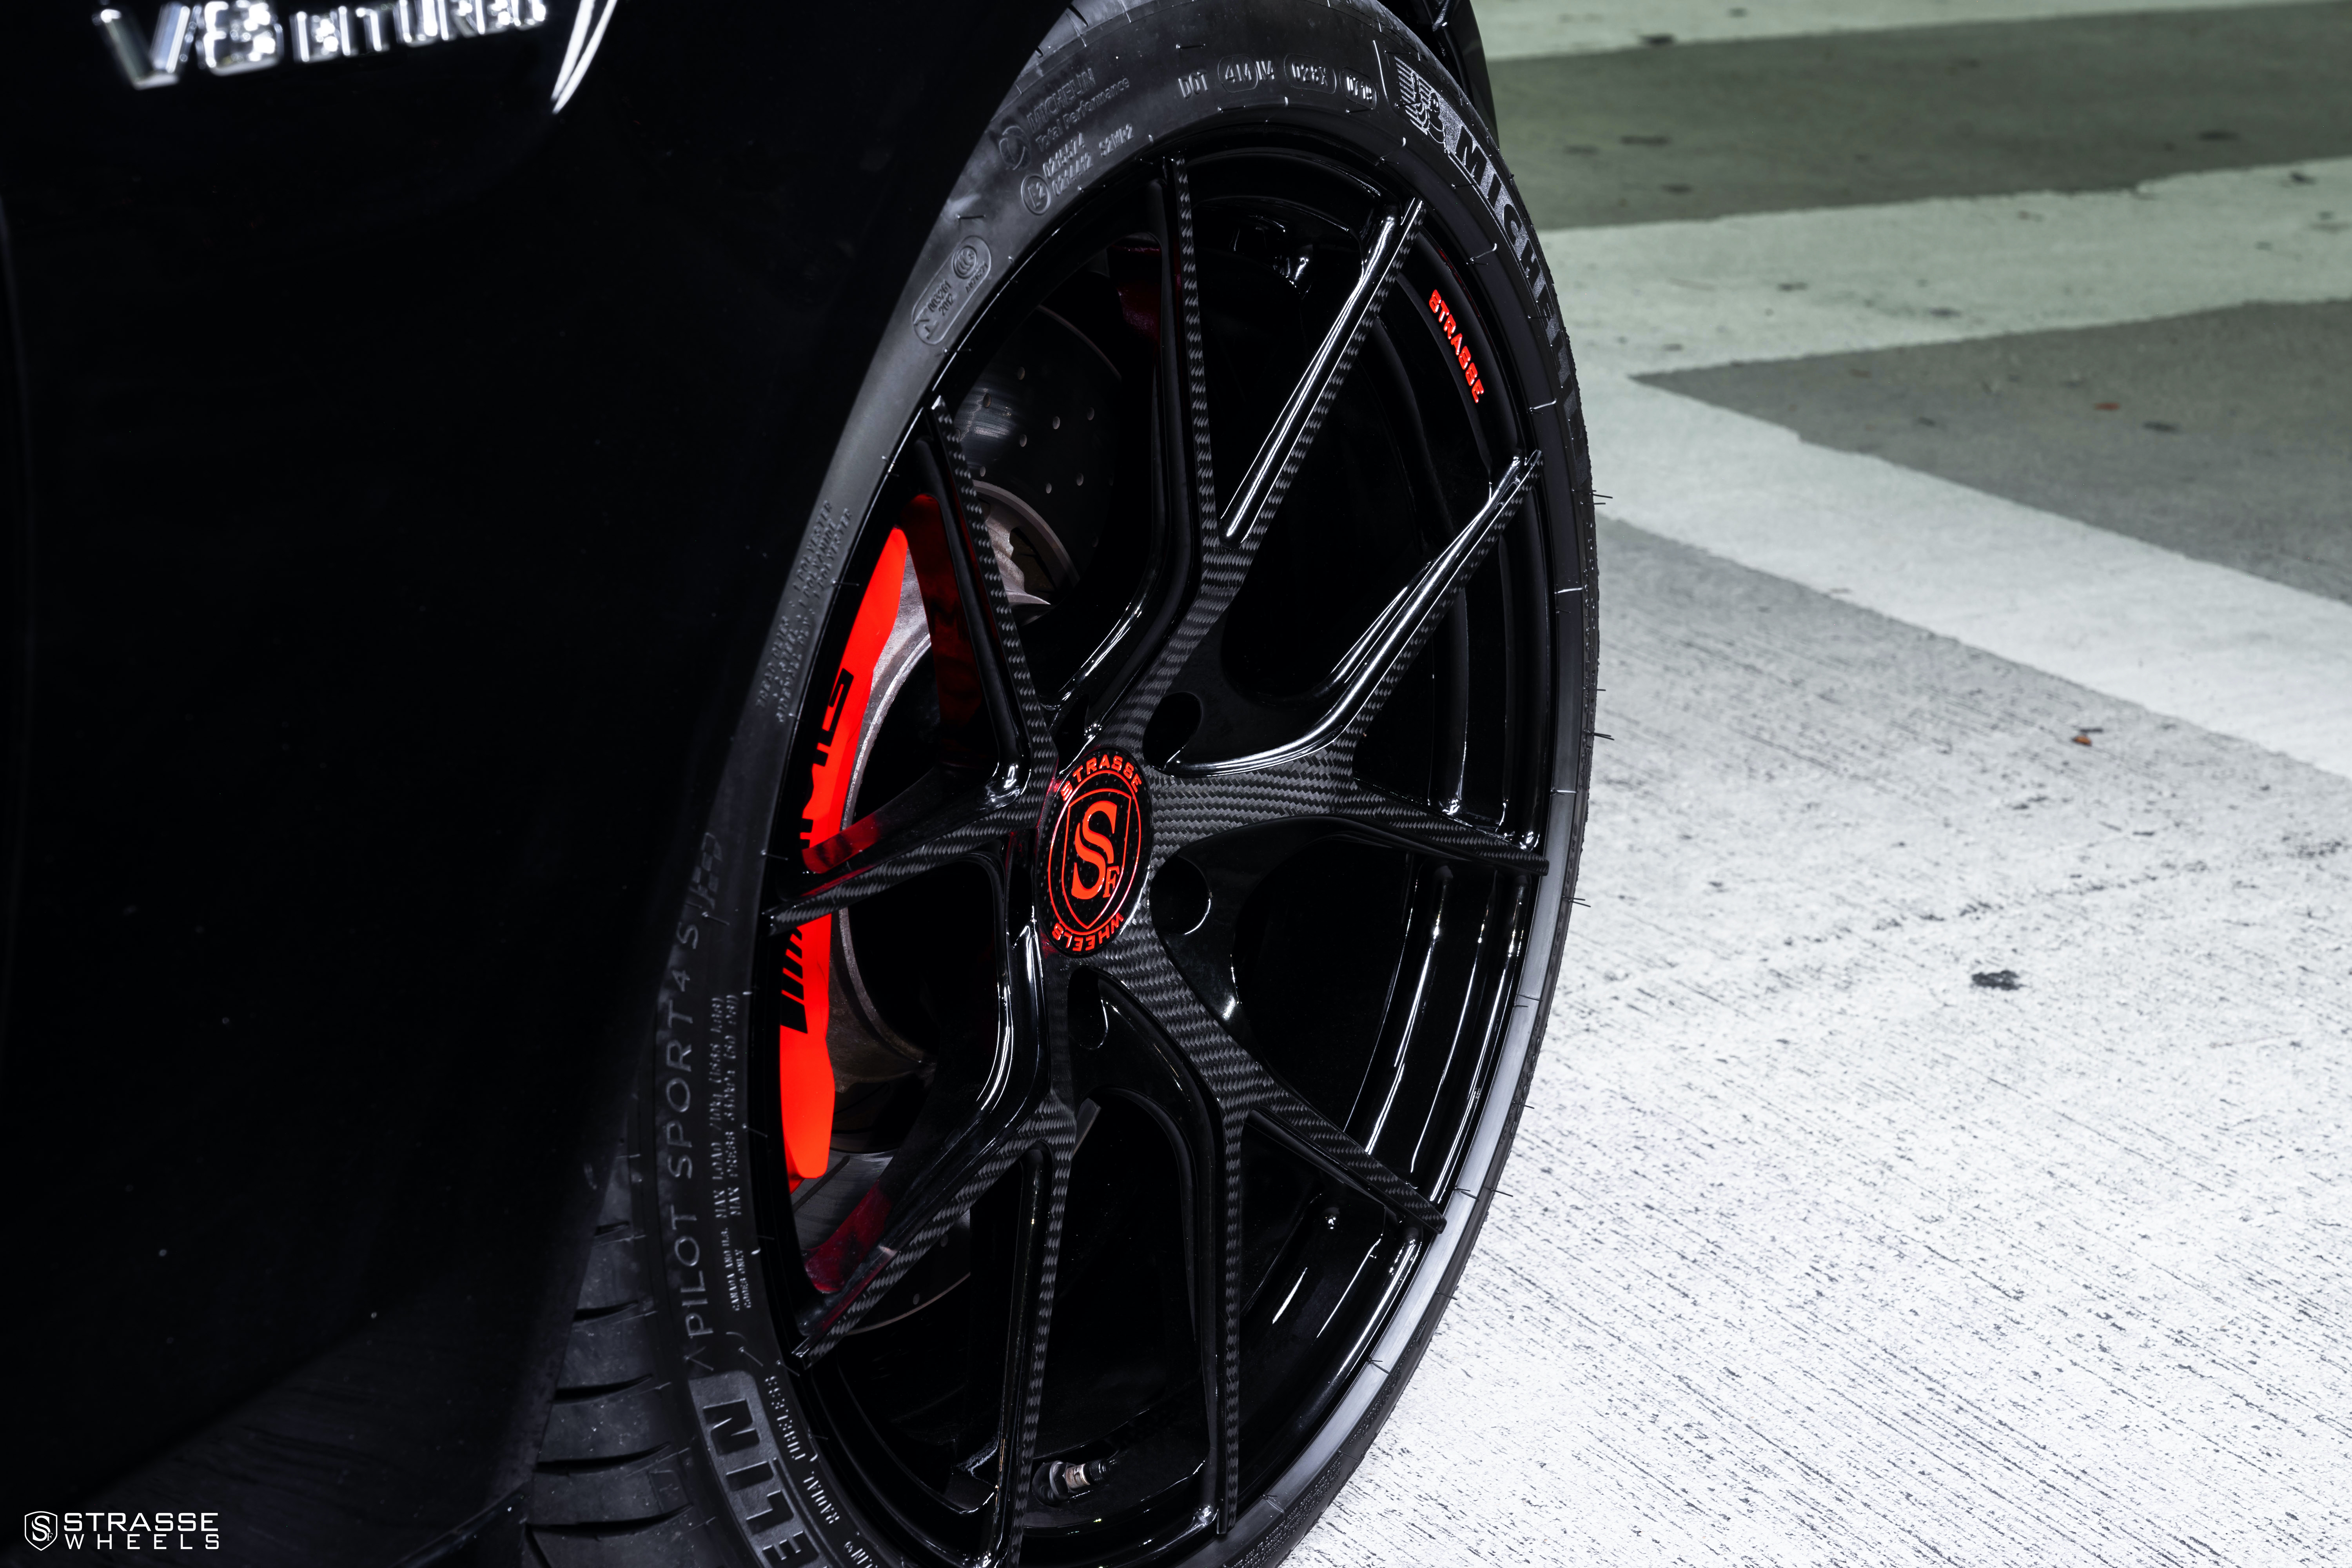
<box><xmin>918</xmin><ymin>407</ymin><xmax>1056</xmax><ymax>772</ymax></box>
<box><xmin>791</xmin><ymin>1093</ymin><xmax>1075</xmax><ymax>1365</ymax></box>
<box><xmin>1075</xmin><ymin>971</ymin><xmax>1239</xmax><ymax>1532</ymax></box>
<box><xmin>763</xmin><ymin>793</ymin><xmax>1031</xmax><ymax>929</ymax></box>
<box><xmin>1218</xmin><ymin>200</ymin><xmax>1424</xmax><ymax>548</ymax></box>
<box><xmin>1323</xmin><ymin>777</ymin><xmax>1551</xmax><ymax>877</ymax></box>
<box><xmin>1100</xmin><ymin>943</ymin><xmax>1445</xmax><ymax>1236</ymax></box>
<box><xmin>1171</xmin><ymin>451</ymin><xmax>1537</xmax><ymax>777</ymax></box>
<box><xmin>1062</xmin><ymin>162</ymin><xmax>1216</xmax><ymax>743</ymax></box>
<box><xmin>978</xmin><ymin>1144</ymin><xmax>1069</xmax><ymax>1567</ymax></box>
<box><xmin>1146</xmin><ymin>761</ymin><xmax>1545</xmax><ymax>878</ymax></box>
<box><xmin>1100</xmin><ymin>193</ymin><xmax>1428</xmax><ymax>759</ymax></box>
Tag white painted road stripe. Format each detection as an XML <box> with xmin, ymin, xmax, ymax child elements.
<box><xmin>1582</xmin><ymin>377</ymin><xmax>2352</xmax><ymax>778</ymax></box>
<box><xmin>1541</xmin><ymin>160</ymin><xmax>2352</xmax><ymax>379</ymax></box>
<box><xmin>1478</xmin><ymin>0</ymin><xmax>2332</xmax><ymax>60</ymax></box>
<box><xmin>1520</xmin><ymin>160</ymin><xmax>2352</xmax><ymax>780</ymax></box>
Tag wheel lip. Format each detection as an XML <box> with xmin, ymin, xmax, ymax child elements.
<box><xmin>649</xmin><ymin>12</ymin><xmax>1595</xmax><ymax>1565</ymax></box>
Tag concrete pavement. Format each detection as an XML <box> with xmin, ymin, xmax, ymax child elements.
<box><xmin>1297</xmin><ymin>2</ymin><xmax>2352</xmax><ymax>1561</ymax></box>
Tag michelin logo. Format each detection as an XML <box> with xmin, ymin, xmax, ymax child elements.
<box><xmin>1390</xmin><ymin>59</ymin><xmax>1567</xmax><ymax>361</ymax></box>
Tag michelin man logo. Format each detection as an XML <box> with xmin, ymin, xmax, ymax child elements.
<box><xmin>1390</xmin><ymin>58</ymin><xmax>1569</xmax><ymax>370</ymax></box>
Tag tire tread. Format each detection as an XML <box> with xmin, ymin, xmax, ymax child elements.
<box><xmin>523</xmin><ymin>1147</ymin><xmax>737</xmax><ymax>1564</ymax></box>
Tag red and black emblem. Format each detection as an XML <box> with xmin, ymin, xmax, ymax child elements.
<box><xmin>1041</xmin><ymin>749</ymin><xmax>1150</xmax><ymax>955</ymax></box>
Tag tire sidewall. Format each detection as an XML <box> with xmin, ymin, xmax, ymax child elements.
<box><xmin>641</xmin><ymin>3</ymin><xmax>1595</xmax><ymax>1563</ymax></box>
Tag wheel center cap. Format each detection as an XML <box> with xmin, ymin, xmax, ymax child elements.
<box><xmin>1041</xmin><ymin>748</ymin><xmax>1151</xmax><ymax>955</ymax></box>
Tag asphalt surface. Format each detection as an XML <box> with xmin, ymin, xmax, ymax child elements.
<box><xmin>1491</xmin><ymin>3</ymin><xmax>2352</xmax><ymax>226</ymax></box>
<box><xmin>1649</xmin><ymin>303</ymin><xmax>2352</xmax><ymax>604</ymax></box>
<box><xmin>1295</xmin><ymin>2</ymin><xmax>2352</xmax><ymax>1563</ymax></box>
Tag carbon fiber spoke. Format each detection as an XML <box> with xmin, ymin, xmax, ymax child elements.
<box><xmin>919</xmin><ymin>405</ymin><xmax>1057</xmax><ymax>773</ymax></box>
<box><xmin>1170</xmin><ymin>451</ymin><xmax>1538</xmax><ymax>777</ymax></box>
<box><xmin>1078</xmin><ymin>971</ymin><xmax>1237</xmax><ymax>1531</ymax></box>
<box><xmin>1201</xmin><ymin>1090</ymin><xmax>1243</xmax><ymax>1532</ymax></box>
<box><xmin>1166</xmin><ymin>163</ymin><xmax>1218</xmax><ymax>554</ymax></box>
<box><xmin>1084</xmin><ymin>940</ymin><xmax>1445</xmax><ymax>1524</ymax></box>
<box><xmin>1219</xmin><ymin>200</ymin><xmax>1424</xmax><ymax>548</ymax></box>
<box><xmin>1091</xmin><ymin>952</ymin><xmax>1239</xmax><ymax>1527</ymax></box>
<box><xmin>1066</xmin><ymin>161</ymin><xmax>1215</xmax><ymax>744</ymax></box>
<box><xmin>1323</xmin><ymin>778</ymin><xmax>1550</xmax><ymax>877</ymax></box>
<box><xmin>1101</xmin><ymin>942</ymin><xmax>1445</xmax><ymax>1234</ymax></box>
<box><xmin>979</xmin><ymin>1146</ymin><xmax>1069</xmax><ymax>1568</ymax></box>
<box><xmin>764</xmin><ymin>407</ymin><xmax>1059</xmax><ymax>932</ymax></box>
<box><xmin>1250</xmin><ymin>1085</ymin><xmax>1446</xmax><ymax>1234</ymax></box>
<box><xmin>1144</xmin><ymin>760</ymin><xmax>1343</xmax><ymax>855</ymax></box>
<box><xmin>1146</xmin><ymin>762</ymin><xmax>1545</xmax><ymax>877</ymax></box>
<box><xmin>763</xmin><ymin>793</ymin><xmax>1032</xmax><ymax>929</ymax></box>
<box><xmin>1100</xmin><ymin>192</ymin><xmax>1427</xmax><ymax>756</ymax></box>
<box><xmin>789</xmin><ymin>1094</ymin><xmax>1075</xmax><ymax>1367</ymax></box>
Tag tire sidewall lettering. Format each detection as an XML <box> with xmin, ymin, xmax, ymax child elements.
<box><xmin>649</xmin><ymin>7</ymin><xmax>1586</xmax><ymax>1566</ymax></box>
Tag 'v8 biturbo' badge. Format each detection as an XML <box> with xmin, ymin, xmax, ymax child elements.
<box><xmin>1042</xmin><ymin>749</ymin><xmax>1149</xmax><ymax>954</ymax></box>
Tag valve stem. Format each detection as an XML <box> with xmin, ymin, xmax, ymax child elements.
<box><xmin>1036</xmin><ymin>1456</ymin><xmax>1112</xmax><ymax>1502</ymax></box>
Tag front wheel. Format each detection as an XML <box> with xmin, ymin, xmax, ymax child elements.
<box><xmin>527</xmin><ymin>4</ymin><xmax>1596</xmax><ymax>1564</ymax></box>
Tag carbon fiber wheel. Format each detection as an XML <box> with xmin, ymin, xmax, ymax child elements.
<box><xmin>526</xmin><ymin>5</ymin><xmax>1595</xmax><ymax>1566</ymax></box>
<box><xmin>747</xmin><ymin>148</ymin><xmax>1574</xmax><ymax>1564</ymax></box>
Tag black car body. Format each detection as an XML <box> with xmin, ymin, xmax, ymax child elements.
<box><xmin>0</xmin><ymin>2</ymin><xmax>1501</xmax><ymax>1560</ymax></box>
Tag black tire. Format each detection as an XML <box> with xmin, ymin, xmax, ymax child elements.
<box><xmin>523</xmin><ymin>2</ymin><xmax>1595</xmax><ymax>1564</ymax></box>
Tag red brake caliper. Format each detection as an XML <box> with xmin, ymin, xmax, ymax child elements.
<box><xmin>777</xmin><ymin>527</ymin><xmax>913</xmax><ymax>1191</ymax></box>
<box><xmin>782</xmin><ymin>486</ymin><xmax>996</xmax><ymax>1292</ymax></box>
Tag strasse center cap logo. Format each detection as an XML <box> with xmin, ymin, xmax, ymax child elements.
<box><xmin>1042</xmin><ymin>749</ymin><xmax>1149</xmax><ymax>955</ymax></box>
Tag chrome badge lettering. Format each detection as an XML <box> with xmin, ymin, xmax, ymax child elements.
<box><xmin>93</xmin><ymin>0</ymin><xmax>545</xmax><ymax>88</ymax></box>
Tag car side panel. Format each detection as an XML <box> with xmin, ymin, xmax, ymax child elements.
<box><xmin>0</xmin><ymin>0</ymin><xmax>1064</xmax><ymax>1554</ymax></box>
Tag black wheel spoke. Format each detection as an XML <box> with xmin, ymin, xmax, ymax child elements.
<box><xmin>1172</xmin><ymin>452</ymin><xmax>1538</xmax><ymax>777</ymax></box>
<box><xmin>1145</xmin><ymin>762</ymin><xmax>1546</xmax><ymax>878</ymax></box>
<box><xmin>1083</xmin><ymin>960</ymin><xmax>1244</xmax><ymax>1531</ymax></box>
<box><xmin>790</xmin><ymin>1094</ymin><xmax>1075</xmax><ymax>1364</ymax></box>
<box><xmin>1167</xmin><ymin>162</ymin><xmax>1219</xmax><ymax>557</ymax></box>
<box><xmin>1218</xmin><ymin>200</ymin><xmax>1425</xmax><ymax>548</ymax></box>
<box><xmin>764</xmin><ymin>793</ymin><xmax>1031</xmax><ymax>929</ymax></box>
<box><xmin>916</xmin><ymin>408</ymin><xmax>1056</xmax><ymax>774</ymax></box>
<box><xmin>1058</xmin><ymin>160</ymin><xmax>1216</xmax><ymax>739</ymax></box>
<box><xmin>1096</xmin><ymin>197</ymin><xmax>1529</xmax><ymax>782</ymax></box>
<box><xmin>1084</xmin><ymin>941</ymin><xmax>1447</xmax><ymax>1527</ymax></box>
<box><xmin>979</xmin><ymin>1140</ymin><xmax>1071</xmax><ymax>1566</ymax></box>
<box><xmin>798</xmin><ymin>761</ymin><xmax>989</xmax><ymax>875</ymax></box>
<box><xmin>1138</xmin><ymin>761</ymin><xmax>1342</xmax><ymax>852</ymax></box>
<box><xmin>788</xmin><ymin>892</ymin><xmax>1062</xmax><ymax>1364</ymax></box>
<box><xmin>1246</xmin><ymin>1098</ymin><xmax>1445</xmax><ymax>1232</ymax></box>
<box><xmin>1100</xmin><ymin>943</ymin><xmax>1446</xmax><ymax>1233</ymax></box>
<box><xmin>1074</xmin><ymin>972</ymin><xmax>1243</xmax><ymax>1532</ymax></box>
<box><xmin>1100</xmin><ymin>187</ymin><xmax>1427</xmax><ymax>757</ymax></box>
<box><xmin>1322</xmin><ymin>777</ymin><xmax>1553</xmax><ymax>878</ymax></box>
